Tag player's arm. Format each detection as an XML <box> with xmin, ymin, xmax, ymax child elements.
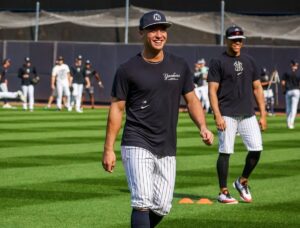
<box><xmin>85</xmin><ymin>76</ymin><xmax>91</xmax><ymax>88</ymax></box>
<box><xmin>102</xmin><ymin>98</ymin><xmax>125</xmax><ymax>173</ymax></box>
<box><xmin>95</xmin><ymin>72</ymin><xmax>104</xmax><ymax>88</ymax></box>
<box><xmin>253</xmin><ymin>79</ymin><xmax>267</xmax><ymax>131</ymax></box>
<box><xmin>208</xmin><ymin>82</ymin><xmax>226</xmax><ymax>131</ymax></box>
<box><xmin>68</xmin><ymin>72</ymin><xmax>72</xmax><ymax>85</ymax></box>
<box><xmin>51</xmin><ymin>74</ymin><xmax>56</xmax><ymax>90</ymax></box>
<box><xmin>281</xmin><ymin>78</ymin><xmax>286</xmax><ymax>94</ymax></box>
<box><xmin>183</xmin><ymin>91</ymin><xmax>214</xmax><ymax>145</ymax></box>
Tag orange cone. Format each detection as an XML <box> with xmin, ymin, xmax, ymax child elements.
<box><xmin>196</xmin><ymin>198</ymin><xmax>213</xmax><ymax>204</ymax></box>
<box><xmin>179</xmin><ymin>198</ymin><xmax>194</xmax><ymax>204</ymax></box>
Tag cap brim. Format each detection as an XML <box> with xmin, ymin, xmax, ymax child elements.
<box><xmin>227</xmin><ymin>35</ymin><xmax>246</xmax><ymax>39</ymax></box>
<box><xmin>142</xmin><ymin>22</ymin><xmax>172</xmax><ymax>30</ymax></box>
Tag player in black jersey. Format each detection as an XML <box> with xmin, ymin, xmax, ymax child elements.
<box><xmin>70</xmin><ymin>55</ymin><xmax>90</xmax><ymax>113</ymax></box>
<box><xmin>102</xmin><ymin>11</ymin><xmax>214</xmax><ymax>228</ymax></box>
<box><xmin>82</xmin><ymin>60</ymin><xmax>104</xmax><ymax>109</ymax></box>
<box><xmin>18</xmin><ymin>57</ymin><xmax>39</xmax><ymax>111</ymax></box>
<box><xmin>281</xmin><ymin>60</ymin><xmax>300</xmax><ymax>129</ymax></box>
<box><xmin>208</xmin><ymin>25</ymin><xmax>267</xmax><ymax>204</ymax></box>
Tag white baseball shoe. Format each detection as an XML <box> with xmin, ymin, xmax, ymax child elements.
<box><xmin>217</xmin><ymin>190</ymin><xmax>238</xmax><ymax>204</ymax></box>
<box><xmin>17</xmin><ymin>90</ymin><xmax>26</xmax><ymax>102</ymax></box>
<box><xmin>76</xmin><ymin>108</ymin><xmax>83</xmax><ymax>113</ymax></box>
<box><xmin>233</xmin><ymin>178</ymin><xmax>252</xmax><ymax>203</ymax></box>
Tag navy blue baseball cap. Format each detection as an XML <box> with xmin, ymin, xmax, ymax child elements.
<box><xmin>291</xmin><ymin>59</ymin><xmax>299</xmax><ymax>65</ymax></box>
<box><xmin>226</xmin><ymin>25</ymin><xmax>246</xmax><ymax>39</ymax></box>
<box><xmin>139</xmin><ymin>11</ymin><xmax>172</xmax><ymax>30</ymax></box>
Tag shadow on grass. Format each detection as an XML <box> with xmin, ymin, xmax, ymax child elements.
<box><xmin>0</xmin><ymin>136</ymin><xmax>104</xmax><ymax>149</ymax></box>
<box><xmin>175</xmin><ymin>159</ymin><xmax>300</xmax><ymax>190</ymax></box>
<box><xmin>160</xmin><ymin>218</ymin><xmax>297</xmax><ymax>228</ymax></box>
<box><xmin>0</xmin><ymin>151</ymin><xmax>123</xmax><ymax>169</ymax></box>
<box><xmin>0</xmin><ymin>177</ymin><xmax>128</xmax><ymax>209</ymax></box>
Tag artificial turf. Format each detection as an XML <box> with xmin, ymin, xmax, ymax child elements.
<box><xmin>0</xmin><ymin>107</ymin><xmax>299</xmax><ymax>227</ymax></box>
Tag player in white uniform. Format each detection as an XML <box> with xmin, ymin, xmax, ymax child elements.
<box><xmin>51</xmin><ymin>56</ymin><xmax>72</xmax><ymax>111</ymax></box>
<box><xmin>208</xmin><ymin>25</ymin><xmax>267</xmax><ymax>204</ymax></box>
<box><xmin>193</xmin><ymin>58</ymin><xmax>210</xmax><ymax>113</ymax></box>
<box><xmin>102</xmin><ymin>11</ymin><xmax>213</xmax><ymax>228</ymax></box>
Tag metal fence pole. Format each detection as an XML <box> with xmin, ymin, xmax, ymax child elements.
<box><xmin>34</xmin><ymin>1</ymin><xmax>40</xmax><ymax>42</ymax></box>
<box><xmin>220</xmin><ymin>0</ymin><xmax>225</xmax><ymax>46</ymax></box>
<box><xmin>125</xmin><ymin>0</ymin><xmax>129</xmax><ymax>44</ymax></box>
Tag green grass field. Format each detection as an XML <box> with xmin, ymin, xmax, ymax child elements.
<box><xmin>0</xmin><ymin>107</ymin><xmax>299</xmax><ymax>228</ymax></box>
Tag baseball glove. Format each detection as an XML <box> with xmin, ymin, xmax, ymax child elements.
<box><xmin>31</xmin><ymin>76</ymin><xmax>40</xmax><ymax>85</ymax></box>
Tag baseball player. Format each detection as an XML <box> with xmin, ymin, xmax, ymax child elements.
<box><xmin>82</xmin><ymin>60</ymin><xmax>104</xmax><ymax>109</ymax></box>
<box><xmin>70</xmin><ymin>55</ymin><xmax>90</xmax><ymax>113</ymax></box>
<box><xmin>0</xmin><ymin>58</ymin><xmax>15</xmax><ymax>108</ymax></box>
<box><xmin>102</xmin><ymin>11</ymin><xmax>214</xmax><ymax>228</ymax></box>
<box><xmin>281</xmin><ymin>59</ymin><xmax>300</xmax><ymax>129</ymax></box>
<box><xmin>208</xmin><ymin>25</ymin><xmax>267</xmax><ymax>204</ymax></box>
<box><xmin>193</xmin><ymin>58</ymin><xmax>210</xmax><ymax>113</ymax></box>
<box><xmin>260</xmin><ymin>67</ymin><xmax>275</xmax><ymax>116</ymax></box>
<box><xmin>18</xmin><ymin>57</ymin><xmax>38</xmax><ymax>111</ymax></box>
<box><xmin>51</xmin><ymin>56</ymin><xmax>72</xmax><ymax>111</ymax></box>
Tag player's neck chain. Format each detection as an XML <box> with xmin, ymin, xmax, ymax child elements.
<box><xmin>141</xmin><ymin>52</ymin><xmax>163</xmax><ymax>64</ymax></box>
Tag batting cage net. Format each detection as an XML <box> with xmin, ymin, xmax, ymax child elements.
<box><xmin>0</xmin><ymin>6</ymin><xmax>299</xmax><ymax>42</ymax></box>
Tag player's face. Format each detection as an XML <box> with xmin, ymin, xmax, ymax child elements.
<box><xmin>141</xmin><ymin>25</ymin><xmax>168</xmax><ymax>52</ymax></box>
<box><xmin>227</xmin><ymin>38</ymin><xmax>243</xmax><ymax>56</ymax></box>
<box><xmin>291</xmin><ymin>63</ymin><xmax>298</xmax><ymax>71</ymax></box>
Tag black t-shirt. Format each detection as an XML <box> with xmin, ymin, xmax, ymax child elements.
<box><xmin>0</xmin><ymin>66</ymin><xmax>7</xmax><ymax>83</ymax></box>
<box><xmin>207</xmin><ymin>52</ymin><xmax>260</xmax><ymax>116</ymax></box>
<box><xmin>71</xmin><ymin>65</ymin><xmax>85</xmax><ymax>84</ymax></box>
<box><xmin>111</xmin><ymin>52</ymin><xmax>194</xmax><ymax>156</ymax></box>
<box><xmin>18</xmin><ymin>65</ymin><xmax>37</xmax><ymax>85</ymax></box>
<box><xmin>282</xmin><ymin>70</ymin><xmax>300</xmax><ymax>91</ymax></box>
<box><xmin>83</xmin><ymin>67</ymin><xmax>97</xmax><ymax>84</ymax></box>
<box><xmin>193</xmin><ymin>70</ymin><xmax>203</xmax><ymax>87</ymax></box>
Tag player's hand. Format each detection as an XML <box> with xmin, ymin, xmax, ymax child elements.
<box><xmin>102</xmin><ymin>149</ymin><xmax>116</xmax><ymax>173</ymax></box>
<box><xmin>200</xmin><ymin>128</ymin><xmax>214</xmax><ymax>145</ymax></box>
<box><xmin>259</xmin><ymin>116</ymin><xmax>267</xmax><ymax>131</ymax></box>
<box><xmin>98</xmin><ymin>81</ymin><xmax>104</xmax><ymax>88</ymax></box>
<box><xmin>215</xmin><ymin>115</ymin><xmax>226</xmax><ymax>131</ymax></box>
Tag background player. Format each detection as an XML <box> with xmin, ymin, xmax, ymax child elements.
<box><xmin>0</xmin><ymin>58</ymin><xmax>15</xmax><ymax>108</ymax></box>
<box><xmin>281</xmin><ymin>59</ymin><xmax>300</xmax><ymax>129</ymax></box>
<box><xmin>193</xmin><ymin>58</ymin><xmax>210</xmax><ymax>113</ymax></box>
<box><xmin>260</xmin><ymin>67</ymin><xmax>275</xmax><ymax>116</ymax></box>
<box><xmin>51</xmin><ymin>56</ymin><xmax>72</xmax><ymax>111</ymax></box>
<box><xmin>18</xmin><ymin>57</ymin><xmax>38</xmax><ymax>112</ymax></box>
<box><xmin>208</xmin><ymin>25</ymin><xmax>267</xmax><ymax>204</ymax></box>
<box><xmin>82</xmin><ymin>59</ymin><xmax>104</xmax><ymax>109</ymax></box>
<box><xmin>102</xmin><ymin>11</ymin><xmax>213</xmax><ymax>228</ymax></box>
<box><xmin>70</xmin><ymin>55</ymin><xmax>90</xmax><ymax>113</ymax></box>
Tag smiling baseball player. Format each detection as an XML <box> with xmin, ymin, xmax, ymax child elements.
<box><xmin>102</xmin><ymin>11</ymin><xmax>214</xmax><ymax>228</ymax></box>
<box><xmin>208</xmin><ymin>25</ymin><xmax>267</xmax><ymax>204</ymax></box>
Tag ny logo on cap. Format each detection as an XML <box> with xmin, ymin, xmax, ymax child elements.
<box><xmin>153</xmin><ymin>13</ymin><xmax>161</xmax><ymax>21</ymax></box>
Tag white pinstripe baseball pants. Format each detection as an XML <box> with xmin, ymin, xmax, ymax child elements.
<box><xmin>218</xmin><ymin>115</ymin><xmax>263</xmax><ymax>154</ymax></box>
<box><xmin>285</xmin><ymin>89</ymin><xmax>300</xmax><ymax>128</ymax></box>
<box><xmin>121</xmin><ymin>146</ymin><xmax>176</xmax><ymax>216</ymax></box>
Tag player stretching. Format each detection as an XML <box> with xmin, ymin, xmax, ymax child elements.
<box><xmin>208</xmin><ymin>25</ymin><xmax>267</xmax><ymax>204</ymax></box>
<box><xmin>102</xmin><ymin>11</ymin><xmax>214</xmax><ymax>227</ymax></box>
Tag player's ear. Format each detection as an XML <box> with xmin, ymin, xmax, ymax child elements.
<box><xmin>139</xmin><ymin>29</ymin><xmax>145</xmax><ymax>38</ymax></box>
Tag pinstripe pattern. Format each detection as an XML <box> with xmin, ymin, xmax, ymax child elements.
<box><xmin>218</xmin><ymin>115</ymin><xmax>262</xmax><ymax>154</ymax></box>
<box><xmin>121</xmin><ymin>146</ymin><xmax>176</xmax><ymax>216</ymax></box>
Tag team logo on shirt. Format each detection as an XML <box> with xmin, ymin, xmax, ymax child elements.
<box><xmin>234</xmin><ymin>61</ymin><xmax>243</xmax><ymax>76</ymax></box>
<box><xmin>163</xmin><ymin>72</ymin><xmax>180</xmax><ymax>81</ymax></box>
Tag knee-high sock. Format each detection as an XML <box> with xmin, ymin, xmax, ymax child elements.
<box><xmin>217</xmin><ymin>153</ymin><xmax>230</xmax><ymax>189</ymax></box>
<box><xmin>149</xmin><ymin>210</ymin><xmax>163</xmax><ymax>228</ymax></box>
<box><xmin>242</xmin><ymin>151</ymin><xmax>261</xmax><ymax>179</ymax></box>
<box><xmin>131</xmin><ymin>209</ymin><xmax>150</xmax><ymax>228</ymax></box>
